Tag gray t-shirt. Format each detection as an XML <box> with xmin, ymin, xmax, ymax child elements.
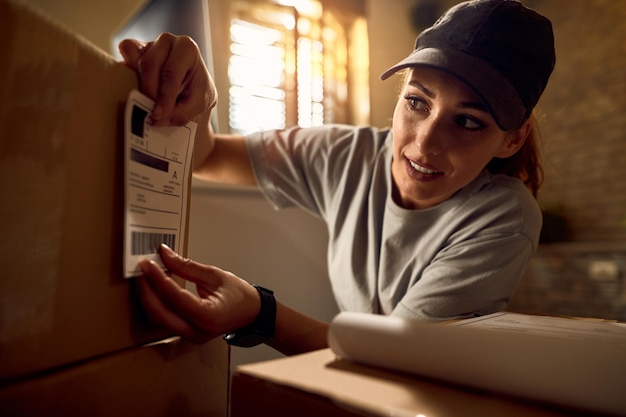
<box><xmin>247</xmin><ymin>124</ymin><xmax>542</xmax><ymax>321</ymax></box>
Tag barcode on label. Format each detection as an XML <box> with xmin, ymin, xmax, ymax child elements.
<box><xmin>131</xmin><ymin>231</ymin><xmax>176</xmax><ymax>255</ymax></box>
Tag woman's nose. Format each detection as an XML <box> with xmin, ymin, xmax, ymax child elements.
<box><xmin>415</xmin><ymin>117</ymin><xmax>445</xmax><ymax>156</ymax></box>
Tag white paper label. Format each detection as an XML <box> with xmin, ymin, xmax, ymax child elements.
<box><xmin>123</xmin><ymin>90</ymin><xmax>196</xmax><ymax>278</ymax></box>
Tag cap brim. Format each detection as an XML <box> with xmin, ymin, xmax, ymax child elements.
<box><xmin>380</xmin><ymin>48</ymin><xmax>526</xmax><ymax>131</ymax></box>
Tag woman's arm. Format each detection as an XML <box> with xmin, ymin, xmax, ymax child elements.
<box><xmin>192</xmin><ymin>112</ymin><xmax>256</xmax><ymax>186</ymax></box>
<box><xmin>269</xmin><ymin>303</ymin><xmax>329</xmax><ymax>356</ymax></box>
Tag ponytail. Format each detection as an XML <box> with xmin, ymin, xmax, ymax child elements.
<box><xmin>487</xmin><ymin>114</ymin><xmax>544</xmax><ymax>198</ymax></box>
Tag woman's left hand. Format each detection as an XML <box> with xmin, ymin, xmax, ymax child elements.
<box><xmin>136</xmin><ymin>244</ymin><xmax>260</xmax><ymax>344</ymax></box>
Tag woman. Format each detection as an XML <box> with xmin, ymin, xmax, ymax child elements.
<box><xmin>119</xmin><ymin>0</ymin><xmax>555</xmax><ymax>355</ymax></box>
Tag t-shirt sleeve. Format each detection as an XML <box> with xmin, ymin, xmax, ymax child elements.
<box><xmin>246</xmin><ymin>124</ymin><xmax>384</xmax><ymax>219</ymax></box>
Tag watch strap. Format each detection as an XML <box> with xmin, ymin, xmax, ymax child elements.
<box><xmin>223</xmin><ymin>285</ymin><xmax>276</xmax><ymax>347</ymax></box>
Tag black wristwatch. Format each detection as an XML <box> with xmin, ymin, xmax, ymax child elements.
<box><xmin>223</xmin><ymin>285</ymin><xmax>276</xmax><ymax>347</ymax></box>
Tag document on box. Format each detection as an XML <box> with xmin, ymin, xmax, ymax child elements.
<box><xmin>123</xmin><ymin>90</ymin><xmax>196</xmax><ymax>278</ymax></box>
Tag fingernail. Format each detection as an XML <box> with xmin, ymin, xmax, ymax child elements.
<box><xmin>138</xmin><ymin>42</ymin><xmax>149</xmax><ymax>55</ymax></box>
<box><xmin>159</xmin><ymin>243</ymin><xmax>173</xmax><ymax>255</ymax></box>
<box><xmin>139</xmin><ymin>259</ymin><xmax>156</xmax><ymax>274</ymax></box>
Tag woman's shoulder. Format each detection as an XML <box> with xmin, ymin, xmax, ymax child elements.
<box><xmin>458</xmin><ymin>172</ymin><xmax>542</xmax><ymax>236</ymax></box>
<box><xmin>487</xmin><ymin>174</ymin><xmax>540</xmax><ymax>212</ymax></box>
<box><xmin>467</xmin><ymin>171</ymin><xmax>536</xmax><ymax>204</ymax></box>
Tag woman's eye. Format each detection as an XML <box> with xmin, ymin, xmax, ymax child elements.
<box><xmin>455</xmin><ymin>115</ymin><xmax>485</xmax><ymax>131</ymax></box>
<box><xmin>405</xmin><ymin>95</ymin><xmax>428</xmax><ymax>112</ymax></box>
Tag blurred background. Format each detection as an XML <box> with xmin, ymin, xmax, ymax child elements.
<box><xmin>21</xmin><ymin>0</ymin><xmax>626</xmax><ymax>368</ymax></box>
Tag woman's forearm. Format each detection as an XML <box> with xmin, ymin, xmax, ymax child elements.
<box><xmin>267</xmin><ymin>302</ymin><xmax>329</xmax><ymax>356</ymax></box>
<box><xmin>191</xmin><ymin>112</ymin><xmax>257</xmax><ymax>186</ymax></box>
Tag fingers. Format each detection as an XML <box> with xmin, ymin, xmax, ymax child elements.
<box><xmin>137</xmin><ymin>259</ymin><xmax>217</xmax><ymax>343</ymax></box>
<box><xmin>150</xmin><ymin>245</ymin><xmax>261</xmax><ymax>329</ymax></box>
<box><xmin>168</xmin><ymin>66</ymin><xmax>217</xmax><ymax>127</ymax></box>
<box><xmin>138</xmin><ymin>33</ymin><xmax>183</xmax><ymax>124</ymax></box>
<box><xmin>118</xmin><ymin>38</ymin><xmax>148</xmax><ymax>72</ymax></box>
<box><xmin>137</xmin><ymin>245</ymin><xmax>262</xmax><ymax>344</ymax></box>
<box><xmin>118</xmin><ymin>33</ymin><xmax>214</xmax><ymax>127</ymax></box>
<box><xmin>154</xmin><ymin>35</ymin><xmax>210</xmax><ymax>126</ymax></box>
<box><xmin>157</xmin><ymin>244</ymin><xmax>221</xmax><ymax>289</ymax></box>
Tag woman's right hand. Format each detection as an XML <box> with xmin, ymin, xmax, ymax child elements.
<box><xmin>118</xmin><ymin>33</ymin><xmax>217</xmax><ymax>127</ymax></box>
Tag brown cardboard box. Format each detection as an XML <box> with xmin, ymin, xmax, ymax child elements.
<box><xmin>0</xmin><ymin>337</ymin><xmax>228</xmax><ymax>417</ymax></box>
<box><xmin>230</xmin><ymin>349</ymin><xmax>585</xmax><ymax>417</ymax></box>
<box><xmin>0</xmin><ymin>0</ymin><xmax>192</xmax><ymax>382</ymax></box>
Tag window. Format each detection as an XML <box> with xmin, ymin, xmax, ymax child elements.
<box><xmin>227</xmin><ymin>0</ymin><xmax>369</xmax><ymax>135</ymax></box>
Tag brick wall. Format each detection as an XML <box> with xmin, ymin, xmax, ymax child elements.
<box><xmin>508</xmin><ymin>242</ymin><xmax>626</xmax><ymax>321</ymax></box>
<box><xmin>502</xmin><ymin>1</ymin><xmax>626</xmax><ymax>320</ymax></box>
<box><xmin>532</xmin><ymin>0</ymin><xmax>626</xmax><ymax>242</ymax></box>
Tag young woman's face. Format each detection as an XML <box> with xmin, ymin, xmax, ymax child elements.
<box><xmin>391</xmin><ymin>67</ymin><xmax>526</xmax><ymax>210</ymax></box>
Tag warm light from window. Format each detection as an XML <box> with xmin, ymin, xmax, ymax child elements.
<box><xmin>227</xmin><ymin>0</ymin><xmax>369</xmax><ymax>134</ymax></box>
<box><xmin>297</xmin><ymin>36</ymin><xmax>324</xmax><ymax>127</ymax></box>
<box><xmin>275</xmin><ymin>0</ymin><xmax>322</xmax><ymax>18</ymax></box>
<box><xmin>229</xmin><ymin>19</ymin><xmax>287</xmax><ymax>133</ymax></box>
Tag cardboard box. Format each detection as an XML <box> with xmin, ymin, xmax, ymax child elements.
<box><xmin>0</xmin><ymin>0</ymin><xmax>191</xmax><ymax>382</ymax></box>
<box><xmin>0</xmin><ymin>337</ymin><xmax>229</xmax><ymax>417</ymax></box>
<box><xmin>231</xmin><ymin>349</ymin><xmax>584</xmax><ymax>417</ymax></box>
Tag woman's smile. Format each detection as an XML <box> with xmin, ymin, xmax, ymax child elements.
<box><xmin>408</xmin><ymin>158</ymin><xmax>442</xmax><ymax>175</ymax></box>
<box><xmin>404</xmin><ymin>157</ymin><xmax>444</xmax><ymax>183</ymax></box>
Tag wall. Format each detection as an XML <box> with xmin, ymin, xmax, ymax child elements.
<box><xmin>366</xmin><ymin>0</ymin><xmax>458</xmax><ymax>129</ymax></box>
<box><xmin>508</xmin><ymin>241</ymin><xmax>626</xmax><ymax>321</ymax></box>
<box><xmin>532</xmin><ymin>0</ymin><xmax>626</xmax><ymax>242</ymax></box>
<box><xmin>505</xmin><ymin>1</ymin><xmax>626</xmax><ymax>321</ymax></box>
<box><xmin>365</xmin><ymin>0</ymin><xmax>416</xmax><ymax>129</ymax></box>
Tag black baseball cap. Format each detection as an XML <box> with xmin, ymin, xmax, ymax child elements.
<box><xmin>381</xmin><ymin>0</ymin><xmax>556</xmax><ymax>131</ymax></box>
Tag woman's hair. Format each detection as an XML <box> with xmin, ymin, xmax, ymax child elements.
<box><xmin>486</xmin><ymin>114</ymin><xmax>544</xmax><ymax>198</ymax></box>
